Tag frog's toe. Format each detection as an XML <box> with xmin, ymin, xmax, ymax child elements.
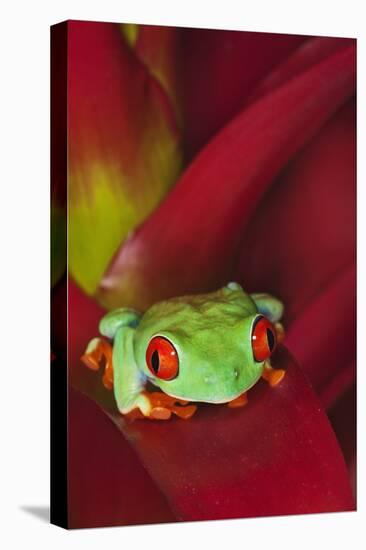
<box><xmin>262</xmin><ymin>363</ymin><xmax>286</xmax><ymax>387</ymax></box>
<box><xmin>124</xmin><ymin>408</ymin><xmax>145</xmax><ymax>421</ymax></box>
<box><xmin>149</xmin><ymin>407</ymin><xmax>172</xmax><ymax>420</ymax></box>
<box><xmin>81</xmin><ymin>337</ymin><xmax>114</xmax><ymax>390</ymax></box>
<box><xmin>141</xmin><ymin>391</ymin><xmax>197</xmax><ymax>420</ymax></box>
<box><xmin>172</xmin><ymin>404</ymin><xmax>197</xmax><ymax>419</ymax></box>
<box><xmin>227</xmin><ymin>392</ymin><xmax>248</xmax><ymax>408</ymax></box>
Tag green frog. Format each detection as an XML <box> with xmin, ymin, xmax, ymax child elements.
<box><xmin>82</xmin><ymin>282</ymin><xmax>285</xmax><ymax>420</ymax></box>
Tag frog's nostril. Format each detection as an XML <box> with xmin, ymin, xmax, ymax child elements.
<box><xmin>234</xmin><ymin>369</ymin><xmax>239</xmax><ymax>379</ymax></box>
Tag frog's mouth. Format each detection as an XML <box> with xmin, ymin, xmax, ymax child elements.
<box><xmin>158</xmin><ymin>381</ymin><xmax>259</xmax><ymax>405</ymax></box>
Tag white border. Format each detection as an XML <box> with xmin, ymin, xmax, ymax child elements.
<box><xmin>1</xmin><ymin>1</ymin><xmax>364</xmax><ymax>549</ymax></box>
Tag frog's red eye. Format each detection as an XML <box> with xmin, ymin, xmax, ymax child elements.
<box><xmin>251</xmin><ymin>316</ymin><xmax>277</xmax><ymax>362</ymax></box>
<box><xmin>146</xmin><ymin>336</ymin><xmax>179</xmax><ymax>380</ymax></box>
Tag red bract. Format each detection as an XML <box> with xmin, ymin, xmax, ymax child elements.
<box><xmin>131</xmin><ymin>24</ymin><xmax>182</xmax><ymax>121</ymax></box>
<box><xmin>179</xmin><ymin>28</ymin><xmax>306</xmax><ymax>159</ymax></box>
<box><xmin>68</xmin><ymin>388</ymin><xmax>175</xmax><ymax>528</ymax></box>
<box><xmin>247</xmin><ymin>36</ymin><xmax>352</xmax><ymax>104</ymax></box>
<box><xmin>286</xmin><ymin>264</ymin><xmax>356</xmax><ymax>409</ymax></box>
<box><xmin>236</xmin><ymin>99</ymin><xmax>355</xmax><ymax>324</ymax></box>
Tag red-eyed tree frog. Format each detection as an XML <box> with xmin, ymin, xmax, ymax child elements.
<box><xmin>82</xmin><ymin>282</ymin><xmax>285</xmax><ymax>420</ymax></box>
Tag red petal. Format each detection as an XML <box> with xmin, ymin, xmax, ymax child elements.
<box><xmin>328</xmin><ymin>384</ymin><xmax>356</xmax><ymax>498</ymax></box>
<box><xmin>235</xmin><ymin>100</ymin><xmax>355</xmax><ymax>326</ymax></box>
<box><xmin>107</xmin><ymin>347</ymin><xmax>354</xmax><ymax>520</ymax></box>
<box><xmin>68</xmin><ymin>387</ymin><xmax>175</xmax><ymax>528</ymax></box>
<box><xmin>180</xmin><ymin>29</ymin><xmax>306</xmax><ymax>158</ymax></box>
<box><xmin>285</xmin><ymin>264</ymin><xmax>356</xmax><ymax>408</ymax></box>
<box><xmin>97</xmin><ymin>45</ymin><xmax>356</xmax><ymax>311</ymax></box>
<box><xmin>248</xmin><ymin>36</ymin><xmax>353</xmax><ymax>104</ymax></box>
<box><xmin>132</xmin><ymin>24</ymin><xmax>181</xmax><ymax>121</ymax></box>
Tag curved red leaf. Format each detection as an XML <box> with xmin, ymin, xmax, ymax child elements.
<box><xmin>235</xmin><ymin>98</ymin><xmax>355</xmax><ymax>323</ymax></box>
<box><xmin>248</xmin><ymin>36</ymin><xmax>353</xmax><ymax>104</ymax></box>
<box><xmin>97</xmin><ymin>45</ymin><xmax>356</xmax><ymax>312</ymax></box>
<box><xmin>131</xmin><ymin>24</ymin><xmax>181</xmax><ymax>122</ymax></box>
<box><xmin>180</xmin><ymin>28</ymin><xmax>306</xmax><ymax>158</ymax></box>
<box><xmin>68</xmin><ymin>388</ymin><xmax>175</xmax><ymax>528</ymax></box>
<box><xmin>328</xmin><ymin>384</ymin><xmax>356</xmax><ymax>498</ymax></box>
<box><xmin>285</xmin><ymin>264</ymin><xmax>356</xmax><ymax>409</ymax></box>
<box><xmin>108</xmin><ymin>347</ymin><xmax>354</xmax><ymax>520</ymax></box>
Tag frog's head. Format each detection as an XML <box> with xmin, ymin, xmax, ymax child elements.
<box><xmin>133</xmin><ymin>283</ymin><xmax>279</xmax><ymax>403</ymax></box>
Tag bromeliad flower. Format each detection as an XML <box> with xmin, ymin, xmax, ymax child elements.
<box><xmin>51</xmin><ymin>21</ymin><xmax>356</xmax><ymax>528</ymax></box>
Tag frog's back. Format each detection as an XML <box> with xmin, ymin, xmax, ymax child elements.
<box><xmin>138</xmin><ymin>286</ymin><xmax>257</xmax><ymax>337</ymax></box>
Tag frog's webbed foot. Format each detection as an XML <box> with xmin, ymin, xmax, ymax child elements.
<box><xmin>148</xmin><ymin>392</ymin><xmax>198</xmax><ymax>420</ymax></box>
<box><xmin>125</xmin><ymin>391</ymin><xmax>197</xmax><ymax>421</ymax></box>
<box><xmin>262</xmin><ymin>360</ymin><xmax>286</xmax><ymax>387</ymax></box>
<box><xmin>227</xmin><ymin>392</ymin><xmax>248</xmax><ymax>408</ymax></box>
<box><xmin>81</xmin><ymin>337</ymin><xmax>114</xmax><ymax>390</ymax></box>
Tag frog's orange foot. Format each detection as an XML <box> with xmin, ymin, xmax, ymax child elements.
<box><xmin>227</xmin><ymin>392</ymin><xmax>248</xmax><ymax>408</ymax></box>
<box><xmin>126</xmin><ymin>391</ymin><xmax>197</xmax><ymax>421</ymax></box>
<box><xmin>81</xmin><ymin>337</ymin><xmax>114</xmax><ymax>390</ymax></box>
<box><xmin>148</xmin><ymin>392</ymin><xmax>197</xmax><ymax>420</ymax></box>
<box><xmin>262</xmin><ymin>363</ymin><xmax>286</xmax><ymax>387</ymax></box>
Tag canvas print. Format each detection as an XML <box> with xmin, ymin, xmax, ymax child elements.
<box><xmin>50</xmin><ymin>20</ymin><xmax>356</xmax><ymax>528</ymax></box>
